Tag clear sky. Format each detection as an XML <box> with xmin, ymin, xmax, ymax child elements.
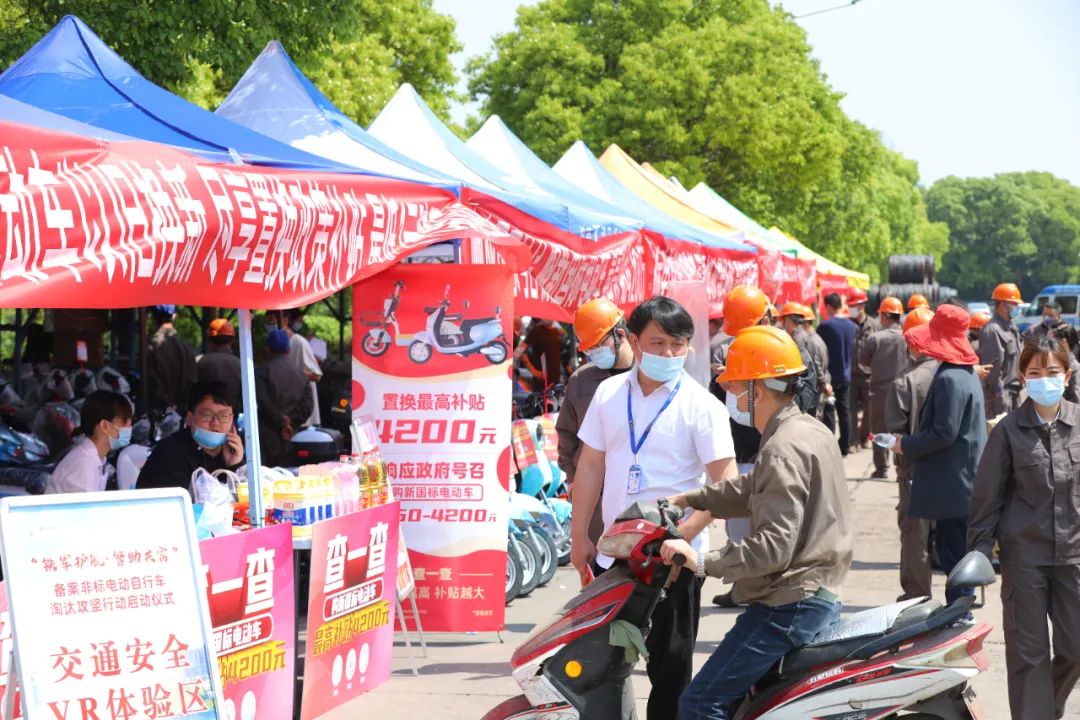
<box><xmin>433</xmin><ymin>0</ymin><xmax>1079</xmax><ymax>187</ymax></box>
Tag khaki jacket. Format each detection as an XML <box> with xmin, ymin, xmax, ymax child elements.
<box><xmin>969</xmin><ymin>399</ymin><xmax>1080</xmax><ymax>566</ymax></box>
<box><xmin>860</xmin><ymin>325</ymin><xmax>911</xmax><ymax>394</ymax></box>
<box><xmin>852</xmin><ymin>314</ymin><xmax>881</xmax><ymax>380</ymax></box>
<box><xmin>685</xmin><ymin>402</ymin><xmax>853</xmax><ymax>606</ymax></box>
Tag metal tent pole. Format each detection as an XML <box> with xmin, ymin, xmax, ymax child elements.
<box><xmin>237</xmin><ymin>309</ymin><xmax>265</xmax><ymax>526</ymax></box>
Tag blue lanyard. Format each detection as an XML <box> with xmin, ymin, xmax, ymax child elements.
<box><xmin>627</xmin><ymin>379</ymin><xmax>682</xmax><ymax>457</ymax></box>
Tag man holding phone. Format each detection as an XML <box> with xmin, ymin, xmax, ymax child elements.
<box><xmin>137</xmin><ymin>381</ymin><xmax>245</xmax><ymax>493</ymax></box>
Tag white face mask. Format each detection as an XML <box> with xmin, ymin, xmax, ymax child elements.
<box><xmin>726</xmin><ymin>388</ymin><xmax>752</xmax><ymax>427</ymax></box>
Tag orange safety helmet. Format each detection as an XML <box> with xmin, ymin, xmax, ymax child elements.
<box><xmin>907</xmin><ymin>294</ymin><xmax>930</xmax><ymax>310</ymax></box>
<box><xmin>717</xmin><ymin>326</ymin><xmax>807</xmax><ymax>383</ymax></box>
<box><xmin>992</xmin><ymin>283</ymin><xmax>1023</xmax><ymax>304</ymax></box>
<box><xmin>970</xmin><ymin>311</ymin><xmax>991</xmax><ymax>331</ymax></box>
<box><xmin>777</xmin><ymin>301</ymin><xmax>806</xmax><ymax>319</ymax></box>
<box><xmin>879</xmin><ymin>296</ymin><xmax>904</xmax><ymax>316</ymax></box>
<box><xmin>574</xmin><ymin>298</ymin><xmax>623</xmax><ymax>351</ymax></box>
<box><xmin>847</xmin><ymin>288</ymin><xmax>869</xmax><ymax>305</ymax></box>
<box><xmin>903</xmin><ymin>306</ymin><xmax>934</xmax><ymax>333</ymax></box>
<box><xmin>800</xmin><ymin>304</ymin><xmax>816</xmax><ymax>323</ymax></box>
<box><xmin>209</xmin><ymin>318</ymin><xmax>235</xmax><ymax>337</ymax></box>
<box><xmin>722</xmin><ymin>285</ymin><xmax>771</xmax><ymax>335</ymax></box>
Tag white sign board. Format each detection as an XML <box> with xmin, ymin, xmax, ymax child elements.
<box><xmin>0</xmin><ymin>489</ymin><xmax>224</xmax><ymax>720</ymax></box>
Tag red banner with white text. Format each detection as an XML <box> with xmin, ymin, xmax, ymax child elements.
<box><xmin>643</xmin><ymin>232</ymin><xmax>759</xmax><ymax>319</ymax></box>
<box><xmin>0</xmin><ymin>122</ymin><xmax>514</xmax><ymax>309</ymax></box>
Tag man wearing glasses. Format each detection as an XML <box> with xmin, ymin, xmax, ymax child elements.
<box><xmin>137</xmin><ymin>381</ymin><xmax>245</xmax><ymax>493</ymax></box>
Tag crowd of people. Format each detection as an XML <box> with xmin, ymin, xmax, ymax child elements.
<box><xmin>37</xmin><ymin>305</ymin><xmax>329</xmax><ymax>497</ymax></box>
<box><xmin>558</xmin><ymin>283</ymin><xmax>1077</xmax><ymax>720</ymax></box>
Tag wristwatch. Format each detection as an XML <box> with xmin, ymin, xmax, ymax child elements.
<box><xmin>695</xmin><ymin>553</ymin><xmax>707</xmax><ymax>579</ymax></box>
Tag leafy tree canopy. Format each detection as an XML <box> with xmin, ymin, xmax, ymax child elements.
<box><xmin>927</xmin><ymin>172</ymin><xmax>1080</xmax><ymax>300</ymax></box>
<box><xmin>468</xmin><ymin>0</ymin><xmax>948</xmax><ymax>281</ymax></box>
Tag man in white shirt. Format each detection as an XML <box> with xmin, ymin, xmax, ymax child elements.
<box><xmin>573</xmin><ymin>296</ymin><xmax>737</xmax><ymax>720</ymax></box>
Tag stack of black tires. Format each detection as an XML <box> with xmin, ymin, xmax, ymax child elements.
<box><xmin>867</xmin><ymin>255</ymin><xmax>958</xmax><ymax>314</ymax></box>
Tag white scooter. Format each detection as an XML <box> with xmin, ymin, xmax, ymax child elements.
<box><xmin>408</xmin><ymin>285</ymin><xmax>507</xmax><ymax>365</ymax></box>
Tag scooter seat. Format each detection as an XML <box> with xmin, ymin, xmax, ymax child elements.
<box><xmin>777</xmin><ymin>598</ymin><xmax>943</xmax><ymax>677</ymax></box>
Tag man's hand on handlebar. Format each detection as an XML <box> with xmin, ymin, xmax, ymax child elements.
<box><xmin>660</xmin><ymin>539</ymin><xmax>698</xmax><ymax>572</ymax></box>
<box><xmin>667</xmin><ymin>493</ymin><xmax>690</xmax><ymax>510</ymax></box>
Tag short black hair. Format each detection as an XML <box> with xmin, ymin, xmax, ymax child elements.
<box><xmin>1045</xmin><ymin>302</ymin><xmax>1062</xmax><ymax>312</ymax></box>
<box><xmin>187</xmin><ymin>381</ymin><xmax>232</xmax><ymax>413</ymax></box>
<box><xmin>627</xmin><ymin>296</ymin><xmax>694</xmax><ymax>339</ymax></box>
<box><xmin>209</xmin><ymin>334</ymin><xmax>233</xmax><ymax>346</ymax></box>
<box><xmin>78</xmin><ymin>391</ymin><xmax>132</xmax><ymax>436</ymax></box>
<box><xmin>824</xmin><ymin>293</ymin><xmax>843</xmax><ymax>310</ymax></box>
<box><xmin>942</xmin><ymin>297</ymin><xmax>968</xmax><ymax>310</ymax></box>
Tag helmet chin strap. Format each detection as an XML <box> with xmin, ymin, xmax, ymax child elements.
<box><xmin>747</xmin><ymin>380</ymin><xmax>756</xmax><ymax>427</ymax></box>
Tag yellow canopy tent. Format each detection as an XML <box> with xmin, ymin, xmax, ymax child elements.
<box><xmin>597</xmin><ymin>144</ymin><xmax>741</xmax><ymax>237</ymax></box>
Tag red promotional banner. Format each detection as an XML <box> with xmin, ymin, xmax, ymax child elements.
<box><xmin>0</xmin><ymin>582</ymin><xmax>21</xmax><ymax>718</ymax></box>
<box><xmin>353</xmin><ymin>263</ymin><xmax>511</xmax><ymax>632</ymax></box>
<box><xmin>466</xmin><ymin>194</ymin><xmax>649</xmax><ymax>321</ymax></box>
<box><xmin>0</xmin><ymin>121</ymin><xmax>513</xmax><ymax>309</ymax></box>
<box><xmin>644</xmin><ymin>232</ymin><xmax>760</xmax><ymax>319</ymax></box>
<box><xmin>302</xmin><ymin>503</ymin><xmax>400</xmax><ymax>719</ymax></box>
<box><xmin>199</xmin><ymin>524</ymin><xmax>295</xmax><ymax>720</ymax></box>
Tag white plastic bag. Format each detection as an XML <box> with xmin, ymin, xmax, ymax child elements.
<box><xmin>191</xmin><ymin>468</ymin><xmax>238</xmax><ymax>537</ymax></box>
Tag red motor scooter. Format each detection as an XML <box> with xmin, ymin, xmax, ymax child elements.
<box><xmin>483</xmin><ymin>500</ymin><xmax>995</xmax><ymax>720</ymax></box>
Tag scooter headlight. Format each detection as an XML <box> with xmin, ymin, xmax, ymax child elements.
<box><xmin>597</xmin><ymin>530</ymin><xmax>647</xmax><ymax>560</ymax></box>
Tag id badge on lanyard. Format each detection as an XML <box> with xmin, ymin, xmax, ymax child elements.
<box><xmin>627</xmin><ymin>379</ymin><xmax>681</xmax><ymax>495</ymax></box>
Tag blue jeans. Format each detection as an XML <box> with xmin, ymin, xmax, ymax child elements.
<box><xmin>678</xmin><ymin>595</ymin><xmax>841</xmax><ymax>720</ymax></box>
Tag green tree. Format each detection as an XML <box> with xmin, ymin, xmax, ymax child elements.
<box><xmin>468</xmin><ymin>0</ymin><xmax>945</xmax><ymax>281</ymax></box>
<box><xmin>928</xmin><ymin>173</ymin><xmax>1080</xmax><ymax>299</ymax></box>
<box><xmin>0</xmin><ymin>0</ymin><xmax>460</xmax><ymax>121</ymax></box>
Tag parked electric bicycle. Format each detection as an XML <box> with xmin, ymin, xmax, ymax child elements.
<box><xmin>409</xmin><ymin>285</ymin><xmax>507</xmax><ymax>365</ymax></box>
<box><xmin>484</xmin><ymin>500</ymin><xmax>995</xmax><ymax>720</ymax></box>
<box><xmin>360</xmin><ymin>279</ymin><xmax>410</xmax><ymax>357</ymax></box>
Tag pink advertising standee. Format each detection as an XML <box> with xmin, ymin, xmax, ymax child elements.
<box><xmin>352</xmin><ymin>264</ymin><xmax>513</xmax><ymax>633</ymax></box>
<box><xmin>300</xmin><ymin>502</ymin><xmax>400</xmax><ymax>719</ymax></box>
<box><xmin>198</xmin><ymin>524</ymin><xmax>295</xmax><ymax>720</ymax></box>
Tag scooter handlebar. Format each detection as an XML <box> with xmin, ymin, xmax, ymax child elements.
<box><xmin>672</xmin><ymin>553</ymin><xmax>686</xmax><ymax>567</ymax></box>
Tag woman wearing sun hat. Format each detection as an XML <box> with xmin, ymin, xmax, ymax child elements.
<box><xmin>892</xmin><ymin>304</ymin><xmax>987</xmax><ymax>606</ymax></box>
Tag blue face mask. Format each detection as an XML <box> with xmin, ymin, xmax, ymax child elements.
<box><xmin>1026</xmin><ymin>376</ymin><xmax>1065</xmax><ymax>407</ymax></box>
<box><xmin>109</xmin><ymin>425</ymin><xmax>132</xmax><ymax>451</ymax></box>
<box><xmin>193</xmin><ymin>427</ymin><xmax>227</xmax><ymax>450</ymax></box>
<box><xmin>586</xmin><ymin>345</ymin><xmax>616</xmax><ymax>370</ymax></box>
<box><xmin>1044</xmin><ymin>315</ymin><xmax>1057</xmax><ymax>327</ymax></box>
<box><xmin>1009</xmin><ymin>305</ymin><xmax>1022</xmax><ymax>320</ymax></box>
<box><xmin>639</xmin><ymin>351</ymin><xmax>686</xmax><ymax>383</ymax></box>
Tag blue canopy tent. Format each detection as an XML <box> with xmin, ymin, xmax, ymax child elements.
<box><xmin>471</xmin><ymin>121</ymin><xmax>752</xmax><ymax>253</ymax></box>
<box><xmin>551</xmin><ymin>141</ymin><xmax>756</xmax><ymax>250</ymax></box>
<box><xmin>0</xmin><ymin>16</ymin><xmax>363</xmax><ymax>172</ymax></box>
<box><xmin>217</xmin><ymin>42</ymin><xmax>456</xmax><ymax>185</ymax></box>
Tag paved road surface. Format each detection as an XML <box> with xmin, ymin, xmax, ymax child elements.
<box><xmin>324</xmin><ymin>446</ymin><xmax>1078</xmax><ymax>719</ymax></box>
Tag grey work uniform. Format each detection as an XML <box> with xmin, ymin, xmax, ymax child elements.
<box><xmin>979</xmin><ymin>313</ymin><xmax>1023</xmax><ymax>419</ymax></box>
<box><xmin>556</xmin><ymin>362</ymin><xmax>626</xmax><ymax>546</ymax></box>
<box><xmin>254</xmin><ymin>354</ymin><xmax>313</xmax><ymax>467</ymax></box>
<box><xmin>885</xmin><ymin>356</ymin><xmax>939</xmax><ymax>600</ymax></box>
<box><xmin>803</xmin><ymin>328</ymin><xmax>831</xmax><ymax>414</ymax></box>
<box><xmin>851</xmin><ymin>313</ymin><xmax>881</xmax><ymax>448</ymax></box>
<box><xmin>859</xmin><ymin>324</ymin><xmax>911</xmax><ymax>474</ymax></box>
<box><xmin>969</xmin><ymin>399</ymin><xmax>1080</xmax><ymax>720</ymax></box>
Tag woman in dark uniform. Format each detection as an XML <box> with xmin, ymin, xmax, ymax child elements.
<box><xmin>969</xmin><ymin>335</ymin><xmax>1080</xmax><ymax>720</ymax></box>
